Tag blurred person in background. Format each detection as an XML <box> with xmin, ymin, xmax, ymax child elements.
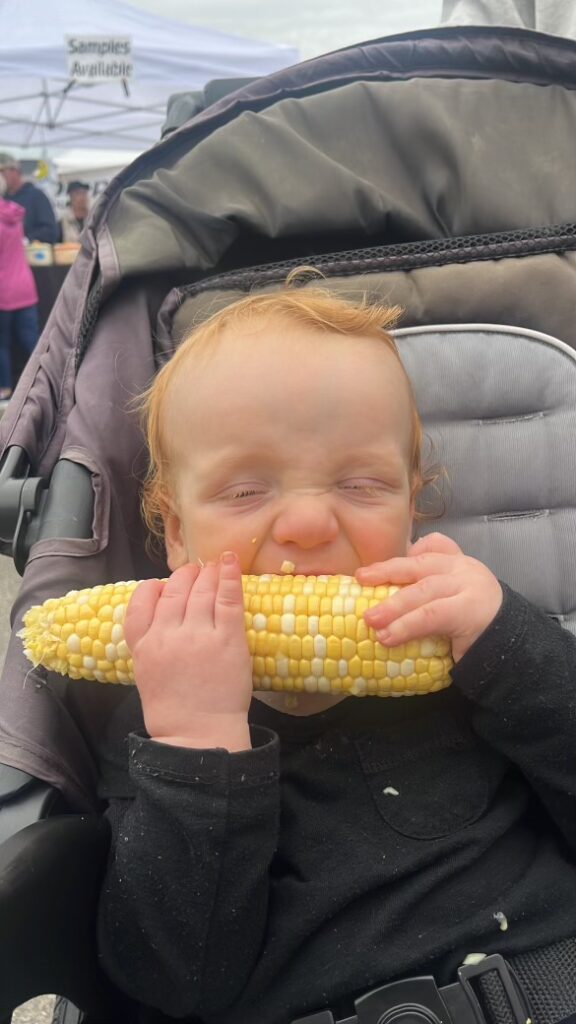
<box><xmin>0</xmin><ymin>153</ymin><xmax>59</xmax><ymax>245</ymax></box>
<box><xmin>0</xmin><ymin>193</ymin><xmax>39</xmax><ymax>401</ymax></box>
<box><xmin>59</xmin><ymin>180</ymin><xmax>91</xmax><ymax>243</ymax></box>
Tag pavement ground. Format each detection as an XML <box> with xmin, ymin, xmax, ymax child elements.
<box><xmin>1</xmin><ymin>556</ymin><xmax>57</xmax><ymax>1022</ymax></box>
<box><xmin>11</xmin><ymin>996</ymin><xmax>56</xmax><ymax>1023</ymax></box>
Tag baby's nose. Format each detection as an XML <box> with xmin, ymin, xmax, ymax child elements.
<box><xmin>272</xmin><ymin>494</ymin><xmax>339</xmax><ymax>549</ymax></box>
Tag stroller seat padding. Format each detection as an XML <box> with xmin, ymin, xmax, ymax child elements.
<box><xmin>397</xmin><ymin>325</ymin><xmax>576</xmax><ymax>631</ymax></box>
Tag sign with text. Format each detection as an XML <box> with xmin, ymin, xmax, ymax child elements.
<box><xmin>66</xmin><ymin>36</ymin><xmax>133</xmax><ymax>82</ymax></box>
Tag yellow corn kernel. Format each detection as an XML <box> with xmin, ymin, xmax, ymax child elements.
<box><xmin>288</xmin><ymin>636</ymin><xmax>301</xmax><ymax>660</ymax></box>
<box><xmin>341</xmin><ymin>637</ymin><xmax>356</xmax><ymax>661</ymax></box>
<box><xmin>19</xmin><ymin>574</ymin><xmax>453</xmax><ymax>695</ymax></box>
<box><xmin>332</xmin><ymin>615</ymin><xmax>345</xmax><ymax>638</ymax></box>
<box><xmin>324</xmin><ymin>659</ymin><xmax>339</xmax><ymax>679</ymax></box>
<box><xmin>301</xmin><ymin>635</ymin><xmax>315</xmax><ymax>659</ymax></box>
<box><xmin>254</xmin><ymin>632</ymin><xmax>268</xmax><ymax>656</ymax></box>
<box><xmin>348</xmin><ymin>656</ymin><xmax>362</xmax><ymax>678</ymax></box>
<box><xmin>266</xmin><ymin>613</ymin><xmax>281</xmax><ymax>633</ymax></box>
<box><xmin>326</xmin><ymin>636</ymin><xmax>341</xmax><ymax>660</ymax></box>
<box><xmin>344</xmin><ymin>614</ymin><xmax>357</xmax><ymax>639</ymax></box>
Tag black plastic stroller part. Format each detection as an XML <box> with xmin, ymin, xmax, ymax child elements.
<box><xmin>161</xmin><ymin>76</ymin><xmax>258</xmax><ymax>138</ymax></box>
<box><xmin>0</xmin><ymin>814</ymin><xmax>126</xmax><ymax>1019</ymax></box>
<box><xmin>291</xmin><ymin>956</ymin><xmax>531</xmax><ymax>1024</ymax></box>
<box><xmin>0</xmin><ymin>764</ymin><xmax>65</xmax><ymax>844</ymax></box>
<box><xmin>0</xmin><ymin>448</ymin><xmax>94</xmax><ymax>575</ymax></box>
<box><xmin>0</xmin><ymin>446</ymin><xmax>45</xmax><ymax>567</ymax></box>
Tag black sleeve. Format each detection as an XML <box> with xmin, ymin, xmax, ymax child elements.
<box><xmin>452</xmin><ymin>584</ymin><xmax>576</xmax><ymax>852</ymax></box>
<box><xmin>29</xmin><ymin>189</ymin><xmax>59</xmax><ymax>243</ymax></box>
<box><xmin>97</xmin><ymin>725</ymin><xmax>280</xmax><ymax>1018</ymax></box>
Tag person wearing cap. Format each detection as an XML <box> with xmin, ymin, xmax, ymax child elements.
<box><xmin>0</xmin><ymin>154</ymin><xmax>59</xmax><ymax>245</ymax></box>
<box><xmin>59</xmin><ymin>180</ymin><xmax>91</xmax><ymax>244</ymax></box>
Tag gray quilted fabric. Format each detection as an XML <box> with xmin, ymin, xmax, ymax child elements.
<box><xmin>398</xmin><ymin>326</ymin><xmax>576</xmax><ymax>634</ymax></box>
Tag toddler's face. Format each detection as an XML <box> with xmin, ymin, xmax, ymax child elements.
<box><xmin>161</xmin><ymin>316</ymin><xmax>415</xmax><ymax>576</ymax></box>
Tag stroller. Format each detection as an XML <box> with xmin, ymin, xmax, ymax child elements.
<box><xmin>1</xmin><ymin>22</ymin><xmax>576</xmax><ymax>1024</ymax></box>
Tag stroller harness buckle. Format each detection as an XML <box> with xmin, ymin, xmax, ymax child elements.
<box><xmin>291</xmin><ymin>955</ymin><xmax>531</xmax><ymax>1024</ymax></box>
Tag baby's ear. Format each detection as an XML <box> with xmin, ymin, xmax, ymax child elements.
<box><xmin>160</xmin><ymin>496</ymin><xmax>188</xmax><ymax>571</ymax></box>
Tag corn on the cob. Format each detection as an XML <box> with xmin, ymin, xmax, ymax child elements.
<box><xmin>19</xmin><ymin>575</ymin><xmax>453</xmax><ymax>697</ymax></box>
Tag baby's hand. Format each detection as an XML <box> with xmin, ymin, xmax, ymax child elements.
<box><xmin>124</xmin><ymin>553</ymin><xmax>252</xmax><ymax>751</ymax></box>
<box><xmin>357</xmin><ymin>533</ymin><xmax>503</xmax><ymax>663</ymax></box>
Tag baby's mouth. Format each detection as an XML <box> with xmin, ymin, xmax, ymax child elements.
<box><xmin>278</xmin><ymin>560</ymin><xmax>349</xmax><ymax>578</ymax></box>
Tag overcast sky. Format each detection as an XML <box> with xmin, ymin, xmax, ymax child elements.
<box><xmin>129</xmin><ymin>0</ymin><xmax>443</xmax><ymax>60</ymax></box>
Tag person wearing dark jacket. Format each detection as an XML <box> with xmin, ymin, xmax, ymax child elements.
<box><xmin>0</xmin><ymin>154</ymin><xmax>59</xmax><ymax>244</ymax></box>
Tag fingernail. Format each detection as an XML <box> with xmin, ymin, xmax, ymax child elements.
<box><xmin>377</xmin><ymin>629</ymin><xmax>392</xmax><ymax>644</ymax></box>
<box><xmin>221</xmin><ymin>551</ymin><xmax>237</xmax><ymax>565</ymax></box>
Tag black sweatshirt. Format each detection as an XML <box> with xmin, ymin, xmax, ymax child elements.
<box><xmin>97</xmin><ymin>585</ymin><xmax>576</xmax><ymax>1023</ymax></box>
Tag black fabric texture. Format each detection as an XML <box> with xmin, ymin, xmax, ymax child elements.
<box><xmin>96</xmin><ymin>586</ymin><xmax>576</xmax><ymax>1024</ymax></box>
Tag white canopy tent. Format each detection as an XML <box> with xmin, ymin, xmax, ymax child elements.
<box><xmin>0</xmin><ymin>0</ymin><xmax>299</xmax><ymax>150</ymax></box>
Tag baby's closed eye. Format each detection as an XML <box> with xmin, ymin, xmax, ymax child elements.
<box><xmin>338</xmin><ymin>478</ymin><xmax>398</xmax><ymax>498</ymax></box>
<box><xmin>231</xmin><ymin>487</ymin><xmax>265</xmax><ymax>499</ymax></box>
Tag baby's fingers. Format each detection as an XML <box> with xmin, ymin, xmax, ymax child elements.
<box><xmin>125</xmin><ymin>578</ymin><xmax>164</xmax><ymax>650</ymax></box>
<box><xmin>154</xmin><ymin>563</ymin><xmax>200</xmax><ymax>628</ymax></box>
<box><xmin>214</xmin><ymin>552</ymin><xmax>246</xmax><ymax>630</ymax></box>
<box><xmin>365</xmin><ymin>575</ymin><xmax>459</xmax><ymax>638</ymax></box>
<box><xmin>356</xmin><ymin>551</ymin><xmax>457</xmax><ymax>587</ymax></box>
<box><xmin>185</xmin><ymin>561</ymin><xmax>220</xmax><ymax>625</ymax></box>
<box><xmin>373</xmin><ymin>595</ymin><xmax>460</xmax><ymax>649</ymax></box>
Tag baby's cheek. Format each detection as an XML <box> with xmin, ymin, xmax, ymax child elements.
<box><xmin>359</xmin><ymin>522</ymin><xmax>412</xmax><ymax>567</ymax></box>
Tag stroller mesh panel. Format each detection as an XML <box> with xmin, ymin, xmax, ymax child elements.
<box><xmin>175</xmin><ymin>223</ymin><xmax>576</xmax><ymax>300</ymax></box>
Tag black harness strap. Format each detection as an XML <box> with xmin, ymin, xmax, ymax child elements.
<box><xmin>501</xmin><ymin>938</ymin><xmax>576</xmax><ymax>1024</ymax></box>
<box><xmin>290</xmin><ymin>938</ymin><xmax>576</xmax><ymax>1024</ymax></box>
<box><xmin>291</xmin><ymin>955</ymin><xmax>529</xmax><ymax>1024</ymax></box>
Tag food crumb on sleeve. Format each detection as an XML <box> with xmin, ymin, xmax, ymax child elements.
<box><xmin>493</xmin><ymin>911</ymin><xmax>509</xmax><ymax>932</ymax></box>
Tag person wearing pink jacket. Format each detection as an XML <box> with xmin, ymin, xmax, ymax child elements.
<box><xmin>0</xmin><ymin>196</ymin><xmax>39</xmax><ymax>401</ymax></box>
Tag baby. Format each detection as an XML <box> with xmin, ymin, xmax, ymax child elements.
<box><xmin>98</xmin><ymin>286</ymin><xmax>576</xmax><ymax>1024</ymax></box>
